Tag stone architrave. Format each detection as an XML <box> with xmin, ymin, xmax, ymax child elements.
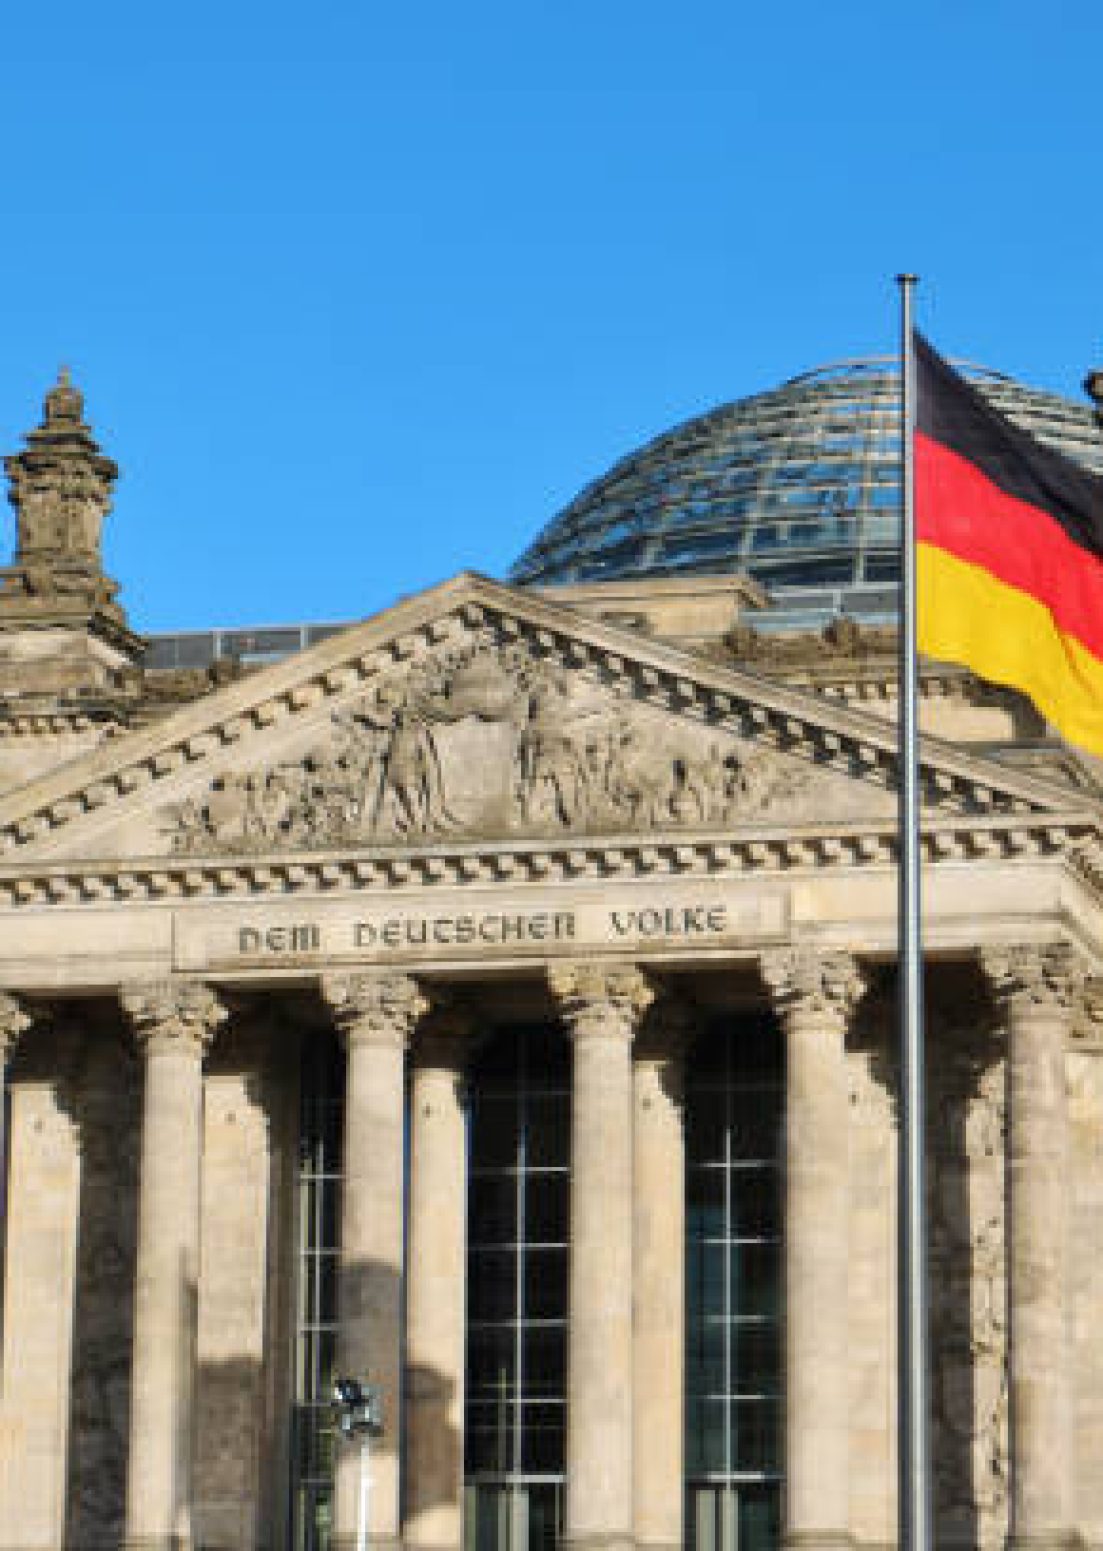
<box><xmin>549</xmin><ymin>962</ymin><xmax>656</xmax><ymax>1551</ymax></box>
<box><xmin>119</xmin><ymin>979</ymin><xmax>227</xmax><ymax>1551</ymax></box>
<box><xmin>761</xmin><ymin>946</ymin><xmax>865</xmax><ymax>1551</ymax></box>
<box><xmin>981</xmin><ymin>941</ymin><xmax>1085</xmax><ymax>1551</ymax></box>
<box><xmin>321</xmin><ymin>971</ymin><xmax>431</xmax><ymax>1551</ymax></box>
<box><xmin>404</xmin><ymin>1008</ymin><xmax>472</xmax><ymax>1551</ymax></box>
<box><xmin>632</xmin><ymin>997</ymin><xmax>691</xmax><ymax>1551</ymax></box>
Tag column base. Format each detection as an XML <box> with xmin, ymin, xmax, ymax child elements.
<box><xmin>120</xmin><ymin>1540</ymin><xmax>194</xmax><ymax>1551</ymax></box>
<box><xmin>1007</xmin><ymin>1536</ymin><xmax>1079</xmax><ymax>1550</ymax></box>
<box><xmin>782</xmin><ymin>1535</ymin><xmax>855</xmax><ymax>1550</ymax></box>
<box><xmin>563</xmin><ymin>1537</ymin><xmax>635</xmax><ymax>1551</ymax></box>
<box><xmin>331</xmin><ymin>1538</ymin><xmax>403</xmax><ymax>1551</ymax></box>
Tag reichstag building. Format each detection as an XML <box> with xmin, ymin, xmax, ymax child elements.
<box><xmin>1</xmin><ymin>357</ymin><xmax>1103</xmax><ymax>1551</ymax></box>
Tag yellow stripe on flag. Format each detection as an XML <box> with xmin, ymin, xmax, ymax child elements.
<box><xmin>918</xmin><ymin>543</ymin><xmax>1103</xmax><ymax>757</ymax></box>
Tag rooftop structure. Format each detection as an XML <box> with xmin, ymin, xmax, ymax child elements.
<box><xmin>509</xmin><ymin>358</ymin><xmax>1103</xmax><ymax>630</ymax></box>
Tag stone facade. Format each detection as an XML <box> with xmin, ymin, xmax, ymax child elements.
<box><xmin>1</xmin><ymin>380</ymin><xmax>1103</xmax><ymax>1551</ymax></box>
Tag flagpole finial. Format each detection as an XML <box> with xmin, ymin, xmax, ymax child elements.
<box><xmin>1085</xmin><ymin>367</ymin><xmax>1103</xmax><ymax>434</ymax></box>
<box><xmin>895</xmin><ymin>272</ymin><xmax>919</xmax><ymax>287</ymax></box>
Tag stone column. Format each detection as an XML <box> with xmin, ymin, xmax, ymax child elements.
<box><xmin>0</xmin><ymin>992</ymin><xmax>31</xmax><ymax>1245</ymax></box>
<box><xmin>322</xmin><ymin>972</ymin><xmax>430</xmax><ymax>1551</ymax></box>
<box><xmin>982</xmin><ymin>942</ymin><xmax>1082</xmax><ymax>1550</ymax></box>
<box><xmin>761</xmin><ymin>947</ymin><xmax>864</xmax><ymax>1551</ymax></box>
<box><xmin>404</xmin><ymin>1009</ymin><xmax>471</xmax><ymax>1551</ymax></box>
<box><xmin>549</xmin><ymin>962</ymin><xmax>655</xmax><ymax>1551</ymax></box>
<box><xmin>120</xmin><ymin>980</ymin><xmax>227</xmax><ymax>1551</ymax></box>
<box><xmin>632</xmin><ymin>998</ymin><xmax>690</xmax><ymax>1551</ymax></box>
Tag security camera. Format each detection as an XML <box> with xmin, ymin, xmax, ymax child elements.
<box><xmin>332</xmin><ymin>1376</ymin><xmax>384</xmax><ymax>1439</ymax></box>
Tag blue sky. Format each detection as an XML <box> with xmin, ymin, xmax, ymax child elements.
<box><xmin>1</xmin><ymin>0</ymin><xmax>1099</xmax><ymax>632</ymax></box>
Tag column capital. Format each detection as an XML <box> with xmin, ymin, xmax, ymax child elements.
<box><xmin>0</xmin><ymin>990</ymin><xmax>32</xmax><ymax>1065</ymax></box>
<box><xmin>120</xmin><ymin>979</ymin><xmax>227</xmax><ymax>1058</ymax></box>
<box><xmin>321</xmin><ymin>970</ymin><xmax>430</xmax><ymax>1049</ymax></box>
<box><xmin>760</xmin><ymin>946</ymin><xmax>865</xmax><ymax>1030</ymax></box>
<box><xmin>980</xmin><ymin>940</ymin><xmax>1089</xmax><ymax>1019</ymax></box>
<box><xmin>548</xmin><ymin>961</ymin><xmax>655</xmax><ymax>1043</ymax></box>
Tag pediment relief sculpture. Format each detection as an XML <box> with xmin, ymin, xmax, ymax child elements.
<box><xmin>166</xmin><ymin>637</ymin><xmax>865</xmax><ymax>854</ymax></box>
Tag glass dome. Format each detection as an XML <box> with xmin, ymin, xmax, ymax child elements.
<box><xmin>509</xmin><ymin>359</ymin><xmax>1103</xmax><ymax>630</ymax></box>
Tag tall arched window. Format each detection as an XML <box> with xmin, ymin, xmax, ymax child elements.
<box><xmin>685</xmin><ymin>1014</ymin><xmax>783</xmax><ymax>1551</ymax></box>
<box><xmin>465</xmin><ymin>1025</ymin><xmax>571</xmax><ymax>1551</ymax></box>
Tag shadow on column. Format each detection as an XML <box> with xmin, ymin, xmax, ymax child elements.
<box><xmin>926</xmin><ymin>967</ymin><xmax>1007</xmax><ymax>1550</ymax></box>
<box><xmin>860</xmin><ymin>963</ymin><xmax>1007</xmax><ymax>1550</ymax></box>
<box><xmin>63</xmin><ymin>1017</ymin><xmax>140</xmax><ymax>1551</ymax></box>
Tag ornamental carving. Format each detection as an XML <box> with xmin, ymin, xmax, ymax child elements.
<box><xmin>119</xmin><ymin>980</ymin><xmax>228</xmax><ymax>1057</ymax></box>
<box><xmin>320</xmin><ymin>971</ymin><xmax>431</xmax><ymax>1048</ymax></box>
<box><xmin>979</xmin><ymin>941</ymin><xmax>1088</xmax><ymax>1018</ymax></box>
<box><xmin>548</xmin><ymin>962</ymin><xmax>656</xmax><ymax>1041</ymax></box>
<box><xmin>0</xmin><ymin>991</ymin><xmax>32</xmax><ymax>1064</ymax></box>
<box><xmin>2</xmin><ymin>370</ymin><xmax>122</xmax><ymax>610</ymax></box>
<box><xmin>167</xmin><ymin>638</ymin><xmax>822</xmax><ymax>853</ymax></box>
<box><xmin>759</xmin><ymin>946</ymin><xmax>866</xmax><ymax>1027</ymax></box>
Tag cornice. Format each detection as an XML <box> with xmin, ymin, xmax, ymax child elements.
<box><xmin>0</xmin><ymin>572</ymin><xmax>1087</xmax><ymax>858</ymax></box>
<box><xmin>0</xmin><ymin>810</ymin><xmax>1090</xmax><ymax>911</ymax></box>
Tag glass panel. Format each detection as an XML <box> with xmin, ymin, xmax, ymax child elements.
<box><xmin>470</xmin><ymin>1176</ymin><xmax>518</xmax><ymax>1245</ymax></box>
<box><xmin>523</xmin><ymin>1173</ymin><xmax>568</xmax><ymax>1244</ymax></box>
<box><xmin>469</xmin><ymin>1250</ymin><xmax>518</xmax><ymax>1322</ymax></box>
<box><xmin>729</xmin><ymin>1242</ymin><xmax>778</xmax><ymax>1320</ymax></box>
<box><xmin>471</xmin><ymin>1097</ymin><xmax>520</xmax><ymax>1169</ymax></box>
<box><xmin>522</xmin><ymin>1325</ymin><xmax>565</xmax><ymax>1398</ymax></box>
<box><xmin>523</xmin><ymin>1248</ymin><xmax>567</xmax><ymax>1320</ymax></box>
<box><xmin>467</xmin><ymin>1327</ymin><xmax>518</xmax><ymax>1399</ymax></box>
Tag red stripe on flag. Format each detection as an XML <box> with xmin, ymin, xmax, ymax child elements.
<box><xmin>917</xmin><ymin>431</ymin><xmax>1103</xmax><ymax>663</ymax></box>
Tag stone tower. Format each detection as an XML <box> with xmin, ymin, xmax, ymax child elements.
<box><xmin>0</xmin><ymin>369</ymin><xmax>142</xmax><ymax>694</ymax></box>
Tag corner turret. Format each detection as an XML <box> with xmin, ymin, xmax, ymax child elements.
<box><xmin>0</xmin><ymin>370</ymin><xmax>143</xmax><ymax>695</ymax></box>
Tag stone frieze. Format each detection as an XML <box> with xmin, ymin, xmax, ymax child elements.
<box><xmin>166</xmin><ymin>638</ymin><xmax>830</xmax><ymax>853</ymax></box>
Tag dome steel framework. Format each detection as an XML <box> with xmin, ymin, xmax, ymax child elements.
<box><xmin>510</xmin><ymin>360</ymin><xmax>1103</xmax><ymax>629</ymax></box>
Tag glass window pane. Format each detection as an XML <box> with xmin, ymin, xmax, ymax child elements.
<box><xmin>469</xmin><ymin>1175</ymin><xmax>517</xmax><ymax>1245</ymax></box>
<box><xmin>467</xmin><ymin>1326</ymin><xmax>518</xmax><ymax>1400</ymax></box>
<box><xmin>471</xmin><ymin>1097</ymin><xmax>519</xmax><ymax>1169</ymax></box>
<box><xmin>686</xmin><ymin>1317</ymin><xmax>726</xmax><ymax>1397</ymax></box>
<box><xmin>732</xmin><ymin>1398</ymin><xmax>781</xmax><ymax>1474</ymax></box>
<box><xmin>523</xmin><ymin>1248</ymin><xmax>567</xmax><ymax>1320</ymax></box>
<box><xmin>686</xmin><ymin>1398</ymin><xmax>729</xmax><ymax>1475</ymax></box>
<box><xmin>525</xmin><ymin>1093</ymin><xmax>570</xmax><ymax>1166</ymax></box>
<box><xmin>524</xmin><ymin>1172</ymin><xmax>568</xmax><ymax>1244</ymax></box>
<box><xmin>730</xmin><ymin>1168</ymin><xmax>779</xmax><ymax>1239</ymax></box>
<box><xmin>522</xmin><ymin>1325</ymin><xmax>566</xmax><ymax>1399</ymax></box>
<box><xmin>730</xmin><ymin>1321</ymin><xmax>780</xmax><ymax>1397</ymax></box>
<box><xmin>687</xmin><ymin>1241</ymin><xmax>726</xmax><ymax>1319</ymax></box>
<box><xmin>520</xmin><ymin>1402</ymin><xmax>566</xmax><ymax>1473</ymax></box>
<box><xmin>469</xmin><ymin>1249</ymin><xmax>517</xmax><ymax>1322</ymax></box>
<box><xmin>730</xmin><ymin>1242</ymin><xmax>778</xmax><ymax>1320</ymax></box>
<box><xmin>687</xmin><ymin>1166</ymin><xmax>725</xmax><ymax>1240</ymax></box>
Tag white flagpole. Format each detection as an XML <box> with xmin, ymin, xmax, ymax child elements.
<box><xmin>896</xmin><ymin>273</ymin><xmax>932</xmax><ymax>1551</ymax></box>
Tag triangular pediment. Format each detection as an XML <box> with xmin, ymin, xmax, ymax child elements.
<box><xmin>0</xmin><ymin>573</ymin><xmax>1091</xmax><ymax>876</ymax></box>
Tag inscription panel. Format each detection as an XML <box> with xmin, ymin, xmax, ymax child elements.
<box><xmin>172</xmin><ymin>880</ymin><xmax>790</xmax><ymax>973</ymax></box>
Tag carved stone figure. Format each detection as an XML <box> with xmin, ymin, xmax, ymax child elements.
<box><xmin>167</xmin><ymin>636</ymin><xmax>825</xmax><ymax>854</ymax></box>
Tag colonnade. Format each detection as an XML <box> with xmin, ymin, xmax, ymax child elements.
<box><xmin>0</xmin><ymin>938</ymin><xmax>1090</xmax><ymax>1551</ymax></box>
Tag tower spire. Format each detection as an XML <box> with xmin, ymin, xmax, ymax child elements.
<box><xmin>3</xmin><ymin>367</ymin><xmax>121</xmax><ymax>609</ymax></box>
<box><xmin>0</xmin><ymin>371</ymin><xmax>141</xmax><ymax>694</ymax></box>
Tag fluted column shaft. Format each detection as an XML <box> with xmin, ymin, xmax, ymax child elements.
<box><xmin>121</xmin><ymin>981</ymin><xmax>226</xmax><ymax>1551</ymax></box>
<box><xmin>983</xmin><ymin>943</ymin><xmax>1082</xmax><ymax>1550</ymax></box>
<box><xmin>762</xmin><ymin>949</ymin><xmax>863</xmax><ymax>1551</ymax></box>
<box><xmin>323</xmin><ymin>972</ymin><xmax>429</xmax><ymax>1551</ymax></box>
<box><xmin>404</xmin><ymin>1013</ymin><xmax>470</xmax><ymax>1551</ymax></box>
<box><xmin>550</xmin><ymin>963</ymin><xmax>654</xmax><ymax>1551</ymax></box>
<box><xmin>632</xmin><ymin>1003</ymin><xmax>689</xmax><ymax>1551</ymax></box>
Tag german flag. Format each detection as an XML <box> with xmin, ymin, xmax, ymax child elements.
<box><xmin>916</xmin><ymin>333</ymin><xmax>1103</xmax><ymax>755</ymax></box>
